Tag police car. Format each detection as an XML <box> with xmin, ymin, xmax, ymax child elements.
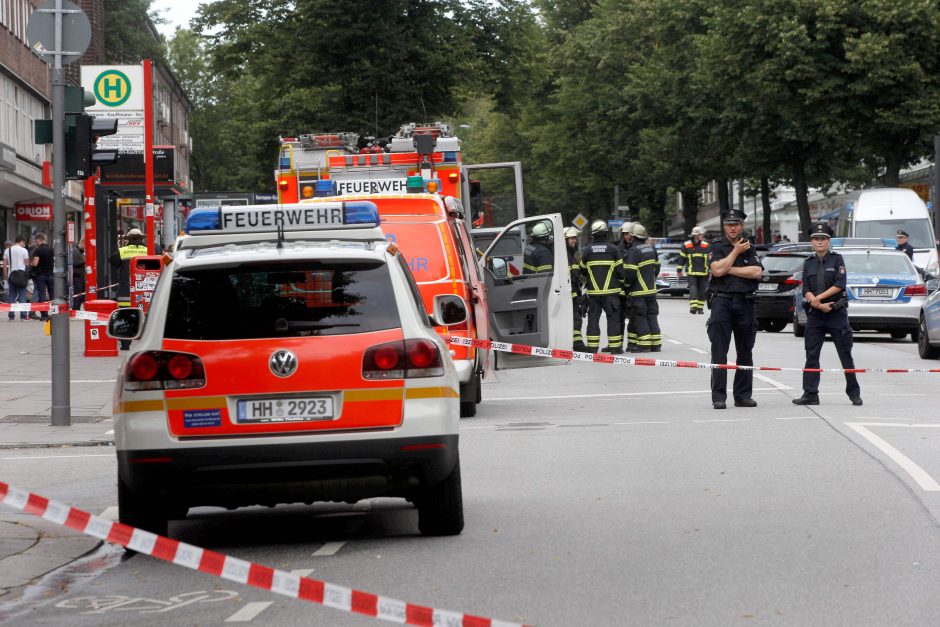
<box><xmin>792</xmin><ymin>242</ymin><xmax>927</xmax><ymax>341</ymax></box>
<box><xmin>108</xmin><ymin>201</ymin><xmax>468</xmax><ymax>537</ymax></box>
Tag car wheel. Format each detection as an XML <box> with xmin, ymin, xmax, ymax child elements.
<box><xmin>756</xmin><ymin>319</ymin><xmax>767</xmax><ymax>331</ymax></box>
<box><xmin>792</xmin><ymin>312</ymin><xmax>805</xmax><ymax>338</ymax></box>
<box><xmin>118</xmin><ymin>477</ymin><xmax>169</xmax><ymax>538</ymax></box>
<box><xmin>416</xmin><ymin>457</ymin><xmax>464</xmax><ymax>536</ymax></box>
<box><xmin>918</xmin><ymin>316</ymin><xmax>940</xmax><ymax>359</ymax></box>
<box><xmin>890</xmin><ymin>330</ymin><xmax>907</xmax><ymax>339</ymax></box>
<box><xmin>474</xmin><ymin>372</ymin><xmax>482</xmax><ymax>404</ymax></box>
<box><xmin>765</xmin><ymin>319</ymin><xmax>788</xmax><ymax>333</ymax></box>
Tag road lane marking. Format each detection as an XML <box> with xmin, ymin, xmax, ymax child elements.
<box><xmin>613</xmin><ymin>421</ymin><xmax>669</xmax><ymax>425</ymax></box>
<box><xmin>225</xmin><ymin>601</ymin><xmax>271</xmax><ymax>622</ymax></box>
<box><xmin>312</xmin><ymin>541</ymin><xmax>346</xmax><ymax>557</ymax></box>
<box><xmin>99</xmin><ymin>506</ymin><xmax>119</xmax><ymax>521</ymax></box>
<box><xmin>487</xmin><ymin>387</ymin><xmax>780</xmax><ymax>401</ymax></box>
<box><xmin>846</xmin><ymin>422</ymin><xmax>940</xmax><ymax>492</ymax></box>
<box><xmin>0</xmin><ymin>380</ymin><xmax>116</xmax><ymax>384</ymax></box>
<box><xmin>689</xmin><ymin>347</ymin><xmax>707</xmax><ymax>354</ymax></box>
<box><xmin>754</xmin><ymin>372</ymin><xmax>793</xmax><ymax>390</ymax></box>
<box><xmin>0</xmin><ymin>453</ymin><xmax>114</xmax><ymax>460</ymax></box>
<box><xmin>693</xmin><ymin>418</ymin><xmax>749</xmax><ymax>423</ymax></box>
<box><xmin>668</xmin><ymin>339</ymin><xmax>683</xmax><ymax>345</ymax></box>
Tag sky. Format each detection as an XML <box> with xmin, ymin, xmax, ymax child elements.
<box><xmin>150</xmin><ymin>0</ymin><xmax>207</xmax><ymax>38</ymax></box>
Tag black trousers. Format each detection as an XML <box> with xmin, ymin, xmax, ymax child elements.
<box><xmin>572</xmin><ymin>296</ymin><xmax>584</xmax><ymax>346</ymax></box>
<box><xmin>707</xmin><ymin>297</ymin><xmax>756</xmax><ymax>402</ymax></box>
<box><xmin>688</xmin><ymin>275</ymin><xmax>708</xmax><ymax>311</ymax></box>
<box><xmin>586</xmin><ymin>294</ymin><xmax>622</xmax><ymax>349</ymax></box>
<box><xmin>628</xmin><ymin>296</ymin><xmax>661</xmax><ymax>347</ymax></box>
<box><xmin>802</xmin><ymin>309</ymin><xmax>860</xmax><ymax>397</ymax></box>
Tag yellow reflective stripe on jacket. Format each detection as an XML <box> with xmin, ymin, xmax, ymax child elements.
<box><xmin>119</xmin><ymin>244</ymin><xmax>148</xmax><ymax>260</ymax></box>
<box><xmin>583</xmin><ymin>260</ymin><xmax>621</xmax><ymax>294</ymax></box>
<box><xmin>523</xmin><ymin>263</ymin><xmax>554</xmax><ymax>272</ymax></box>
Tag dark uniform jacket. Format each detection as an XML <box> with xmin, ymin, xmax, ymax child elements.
<box><xmin>623</xmin><ymin>242</ymin><xmax>660</xmax><ymax>296</ymax></box>
<box><xmin>897</xmin><ymin>241</ymin><xmax>915</xmax><ymax>260</ymax></box>
<box><xmin>801</xmin><ymin>250</ymin><xmax>847</xmax><ymax>305</ymax></box>
<box><xmin>109</xmin><ymin>243</ymin><xmax>148</xmax><ymax>300</ymax></box>
<box><xmin>706</xmin><ymin>237</ymin><xmax>762</xmax><ymax>294</ymax></box>
<box><xmin>679</xmin><ymin>239</ymin><xmax>710</xmax><ymax>276</ymax></box>
<box><xmin>567</xmin><ymin>246</ymin><xmax>581</xmax><ymax>297</ymax></box>
<box><xmin>580</xmin><ymin>238</ymin><xmax>624</xmax><ymax>295</ymax></box>
<box><xmin>523</xmin><ymin>240</ymin><xmax>554</xmax><ymax>274</ymax></box>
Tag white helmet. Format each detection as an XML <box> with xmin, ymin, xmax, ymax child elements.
<box><xmin>621</xmin><ymin>222</ymin><xmax>635</xmax><ymax>236</ymax></box>
<box><xmin>564</xmin><ymin>226</ymin><xmax>581</xmax><ymax>238</ymax></box>
<box><xmin>531</xmin><ymin>222</ymin><xmax>552</xmax><ymax>239</ymax></box>
<box><xmin>630</xmin><ymin>223</ymin><xmax>648</xmax><ymax>239</ymax></box>
<box><xmin>590</xmin><ymin>220</ymin><xmax>608</xmax><ymax>235</ymax></box>
<box><xmin>691</xmin><ymin>226</ymin><xmax>705</xmax><ymax>237</ymax></box>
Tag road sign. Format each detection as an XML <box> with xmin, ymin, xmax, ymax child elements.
<box><xmin>607</xmin><ymin>219</ymin><xmax>624</xmax><ymax>229</ymax></box>
<box><xmin>26</xmin><ymin>0</ymin><xmax>91</xmax><ymax>66</ymax></box>
<box><xmin>572</xmin><ymin>213</ymin><xmax>588</xmax><ymax>229</ymax></box>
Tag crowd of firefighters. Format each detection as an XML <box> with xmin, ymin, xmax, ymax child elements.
<box><xmin>523</xmin><ymin>218</ymin><xmax>711</xmax><ymax>354</ymax></box>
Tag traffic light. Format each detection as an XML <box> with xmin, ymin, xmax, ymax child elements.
<box><xmin>65</xmin><ymin>114</ymin><xmax>118</xmax><ymax>180</ymax></box>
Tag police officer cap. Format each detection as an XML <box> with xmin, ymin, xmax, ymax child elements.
<box><xmin>808</xmin><ymin>222</ymin><xmax>833</xmax><ymax>238</ymax></box>
<box><xmin>897</xmin><ymin>229</ymin><xmax>909</xmax><ymax>238</ymax></box>
<box><xmin>126</xmin><ymin>228</ymin><xmax>144</xmax><ymax>238</ymax></box>
<box><xmin>630</xmin><ymin>223</ymin><xmax>648</xmax><ymax>239</ymax></box>
<box><xmin>722</xmin><ymin>209</ymin><xmax>747</xmax><ymax>224</ymax></box>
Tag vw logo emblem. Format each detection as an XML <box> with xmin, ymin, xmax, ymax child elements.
<box><xmin>872</xmin><ymin>277</ymin><xmax>880</xmax><ymax>285</ymax></box>
<box><xmin>269</xmin><ymin>350</ymin><xmax>298</xmax><ymax>377</ymax></box>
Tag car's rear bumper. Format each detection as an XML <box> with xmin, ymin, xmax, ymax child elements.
<box><xmin>754</xmin><ymin>296</ymin><xmax>796</xmax><ymax>320</ymax></box>
<box><xmin>848</xmin><ymin>300</ymin><xmax>922</xmax><ymax>329</ymax></box>
<box><xmin>119</xmin><ymin>434</ymin><xmax>459</xmax><ymax>509</ymax></box>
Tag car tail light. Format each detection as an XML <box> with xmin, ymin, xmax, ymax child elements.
<box><xmin>783</xmin><ymin>276</ymin><xmax>801</xmax><ymax>285</ymax></box>
<box><xmin>125</xmin><ymin>351</ymin><xmax>205</xmax><ymax>391</ymax></box>
<box><xmin>363</xmin><ymin>340</ymin><xmax>444</xmax><ymax>379</ymax></box>
<box><xmin>904</xmin><ymin>284</ymin><xmax>926</xmax><ymax>296</ymax></box>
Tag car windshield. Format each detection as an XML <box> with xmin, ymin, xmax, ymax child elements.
<box><xmin>762</xmin><ymin>255</ymin><xmax>806</xmax><ymax>272</ymax></box>
<box><xmin>659</xmin><ymin>251</ymin><xmax>683</xmax><ymax>266</ymax></box>
<box><xmin>854</xmin><ymin>218</ymin><xmax>933</xmax><ymax>248</ymax></box>
<box><xmin>841</xmin><ymin>252</ymin><xmax>915</xmax><ymax>276</ymax></box>
<box><xmin>164</xmin><ymin>260</ymin><xmax>400</xmax><ymax>340</ymax></box>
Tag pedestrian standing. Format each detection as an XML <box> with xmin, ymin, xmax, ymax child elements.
<box><xmin>579</xmin><ymin>220</ymin><xmax>624</xmax><ymax>353</ymax></box>
<box><xmin>895</xmin><ymin>230</ymin><xmax>914</xmax><ymax>260</ymax></box>
<box><xmin>623</xmin><ymin>223</ymin><xmax>662</xmax><ymax>352</ymax></box>
<box><xmin>72</xmin><ymin>238</ymin><xmax>86</xmax><ymax>309</ymax></box>
<box><xmin>565</xmin><ymin>226</ymin><xmax>586</xmax><ymax>351</ymax></box>
<box><xmin>706</xmin><ymin>209</ymin><xmax>763</xmax><ymax>409</ymax></box>
<box><xmin>680</xmin><ymin>226</ymin><xmax>710</xmax><ymax>314</ymax></box>
<box><xmin>28</xmin><ymin>233</ymin><xmax>53</xmax><ymax>321</ymax></box>
<box><xmin>1</xmin><ymin>240</ymin><xmax>11</xmax><ymax>303</ymax></box>
<box><xmin>4</xmin><ymin>236</ymin><xmax>30</xmax><ymax>320</ymax></box>
<box><xmin>792</xmin><ymin>222</ymin><xmax>862</xmax><ymax>407</ymax></box>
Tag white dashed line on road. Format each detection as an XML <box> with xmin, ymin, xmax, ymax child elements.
<box><xmin>99</xmin><ymin>506</ymin><xmax>119</xmax><ymax>521</ymax></box>
<box><xmin>846</xmin><ymin>422</ymin><xmax>940</xmax><ymax>492</ymax></box>
<box><xmin>225</xmin><ymin>601</ymin><xmax>272</xmax><ymax>622</ymax></box>
<box><xmin>312</xmin><ymin>541</ymin><xmax>346</xmax><ymax>557</ymax></box>
<box><xmin>689</xmin><ymin>347</ymin><xmax>708</xmax><ymax>354</ymax></box>
<box><xmin>693</xmin><ymin>418</ymin><xmax>750</xmax><ymax>423</ymax></box>
<box><xmin>754</xmin><ymin>372</ymin><xmax>793</xmax><ymax>390</ymax></box>
<box><xmin>487</xmin><ymin>387</ymin><xmax>781</xmax><ymax>402</ymax></box>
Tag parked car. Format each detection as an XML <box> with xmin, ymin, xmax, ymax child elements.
<box><xmin>918</xmin><ymin>275</ymin><xmax>940</xmax><ymax>359</ymax></box>
<box><xmin>753</xmin><ymin>251</ymin><xmax>812</xmax><ymax>332</ymax></box>
<box><xmin>793</xmin><ymin>246</ymin><xmax>927</xmax><ymax>341</ymax></box>
<box><xmin>657</xmin><ymin>249</ymin><xmax>689</xmax><ymax>296</ymax></box>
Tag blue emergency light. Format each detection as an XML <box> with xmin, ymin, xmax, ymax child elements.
<box><xmin>185</xmin><ymin>201</ymin><xmax>380</xmax><ymax>233</ymax></box>
<box><xmin>314</xmin><ymin>180</ymin><xmax>335</xmax><ymax>197</ymax></box>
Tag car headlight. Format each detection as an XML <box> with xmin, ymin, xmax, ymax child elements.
<box><xmin>927</xmin><ymin>260</ymin><xmax>939</xmax><ymax>277</ymax></box>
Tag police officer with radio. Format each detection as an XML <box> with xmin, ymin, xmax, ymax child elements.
<box><xmin>565</xmin><ymin>226</ymin><xmax>587</xmax><ymax>350</ymax></box>
<box><xmin>792</xmin><ymin>222</ymin><xmax>862</xmax><ymax>407</ymax></box>
<box><xmin>706</xmin><ymin>209</ymin><xmax>763</xmax><ymax>409</ymax></box>
<box><xmin>580</xmin><ymin>220</ymin><xmax>624</xmax><ymax>353</ymax></box>
<box><xmin>896</xmin><ymin>230</ymin><xmax>915</xmax><ymax>260</ymax></box>
<box><xmin>523</xmin><ymin>222</ymin><xmax>554</xmax><ymax>274</ymax></box>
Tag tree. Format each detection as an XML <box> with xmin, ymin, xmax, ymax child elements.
<box><xmin>103</xmin><ymin>0</ymin><xmax>166</xmax><ymax>64</ymax></box>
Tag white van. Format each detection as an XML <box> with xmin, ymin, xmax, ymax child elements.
<box><xmin>837</xmin><ymin>188</ymin><xmax>939</xmax><ymax>276</ymax></box>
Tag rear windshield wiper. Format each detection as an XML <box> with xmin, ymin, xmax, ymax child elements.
<box><xmin>274</xmin><ymin>319</ymin><xmax>361</xmax><ymax>332</ymax></box>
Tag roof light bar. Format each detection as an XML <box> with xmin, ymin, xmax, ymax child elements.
<box><xmin>185</xmin><ymin>201</ymin><xmax>380</xmax><ymax>233</ymax></box>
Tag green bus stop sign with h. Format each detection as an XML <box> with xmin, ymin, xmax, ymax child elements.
<box><xmin>93</xmin><ymin>70</ymin><xmax>131</xmax><ymax>107</ymax></box>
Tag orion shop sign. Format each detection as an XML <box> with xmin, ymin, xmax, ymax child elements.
<box><xmin>14</xmin><ymin>202</ymin><xmax>53</xmax><ymax>221</ymax></box>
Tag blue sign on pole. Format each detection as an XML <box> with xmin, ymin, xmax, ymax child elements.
<box><xmin>607</xmin><ymin>219</ymin><xmax>624</xmax><ymax>229</ymax></box>
<box><xmin>928</xmin><ymin>201</ymin><xmax>933</xmax><ymax>210</ymax></box>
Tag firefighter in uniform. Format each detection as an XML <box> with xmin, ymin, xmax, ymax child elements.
<box><xmin>623</xmin><ymin>223</ymin><xmax>662</xmax><ymax>352</ymax></box>
<box><xmin>680</xmin><ymin>225</ymin><xmax>710</xmax><ymax>314</ymax></box>
<box><xmin>109</xmin><ymin>228</ymin><xmax>148</xmax><ymax>350</ymax></box>
<box><xmin>896</xmin><ymin>229</ymin><xmax>915</xmax><ymax>260</ymax></box>
<box><xmin>565</xmin><ymin>226</ymin><xmax>587</xmax><ymax>350</ymax></box>
<box><xmin>792</xmin><ymin>222</ymin><xmax>862</xmax><ymax>407</ymax></box>
<box><xmin>580</xmin><ymin>220</ymin><xmax>624</xmax><ymax>353</ymax></box>
<box><xmin>523</xmin><ymin>221</ymin><xmax>554</xmax><ymax>274</ymax></box>
<box><xmin>616</xmin><ymin>222</ymin><xmax>635</xmax><ymax>337</ymax></box>
<box><xmin>706</xmin><ymin>210</ymin><xmax>763</xmax><ymax>409</ymax></box>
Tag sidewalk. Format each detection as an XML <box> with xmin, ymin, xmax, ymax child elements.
<box><xmin>0</xmin><ymin>317</ymin><xmax>120</xmax><ymax>605</ymax></box>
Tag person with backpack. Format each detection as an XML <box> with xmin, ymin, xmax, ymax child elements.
<box><xmin>4</xmin><ymin>236</ymin><xmax>30</xmax><ymax>321</ymax></box>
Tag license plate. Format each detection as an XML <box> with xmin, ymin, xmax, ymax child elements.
<box><xmin>236</xmin><ymin>397</ymin><xmax>334</xmax><ymax>423</ymax></box>
<box><xmin>758</xmin><ymin>282</ymin><xmax>777</xmax><ymax>291</ymax></box>
<box><xmin>859</xmin><ymin>287</ymin><xmax>894</xmax><ymax>298</ymax></box>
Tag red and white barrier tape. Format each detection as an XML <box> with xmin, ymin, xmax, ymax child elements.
<box><xmin>445</xmin><ymin>336</ymin><xmax>940</xmax><ymax>375</ymax></box>
<box><xmin>0</xmin><ymin>302</ymin><xmax>103</xmax><ymax>321</ymax></box>
<box><xmin>0</xmin><ymin>481</ymin><xmax>527</xmax><ymax>627</ymax></box>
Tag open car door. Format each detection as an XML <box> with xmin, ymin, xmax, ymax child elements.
<box><xmin>480</xmin><ymin>214</ymin><xmax>572</xmax><ymax>369</ymax></box>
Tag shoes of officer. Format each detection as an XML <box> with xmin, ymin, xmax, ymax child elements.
<box><xmin>628</xmin><ymin>346</ymin><xmax>650</xmax><ymax>353</ymax></box>
<box><xmin>793</xmin><ymin>395</ymin><xmax>863</xmax><ymax>406</ymax></box>
<box><xmin>601</xmin><ymin>346</ymin><xmax>624</xmax><ymax>355</ymax></box>
<box><xmin>734</xmin><ymin>398</ymin><xmax>757</xmax><ymax>408</ymax></box>
<box><xmin>850</xmin><ymin>396</ymin><xmax>863</xmax><ymax>406</ymax></box>
<box><xmin>573</xmin><ymin>342</ymin><xmax>586</xmax><ymax>352</ymax></box>
<box><xmin>713</xmin><ymin>401</ymin><xmax>726</xmax><ymax>409</ymax></box>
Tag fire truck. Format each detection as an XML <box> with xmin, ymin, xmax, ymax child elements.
<box><xmin>273</xmin><ymin>122</ymin><xmax>525</xmax><ymax>229</ymax></box>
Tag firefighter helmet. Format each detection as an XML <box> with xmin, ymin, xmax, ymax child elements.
<box><xmin>621</xmin><ymin>222</ymin><xmax>635</xmax><ymax>236</ymax></box>
<box><xmin>590</xmin><ymin>220</ymin><xmax>608</xmax><ymax>235</ymax></box>
<box><xmin>564</xmin><ymin>226</ymin><xmax>581</xmax><ymax>238</ymax></box>
<box><xmin>531</xmin><ymin>222</ymin><xmax>552</xmax><ymax>239</ymax></box>
<box><xmin>691</xmin><ymin>226</ymin><xmax>705</xmax><ymax>237</ymax></box>
<box><xmin>631</xmin><ymin>223</ymin><xmax>648</xmax><ymax>239</ymax></box>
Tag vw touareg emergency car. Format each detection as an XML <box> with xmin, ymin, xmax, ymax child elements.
<box><xmin>108</xmin><ymin>201</ymin><xmax>467</xmax><ymax>537</ymax></box>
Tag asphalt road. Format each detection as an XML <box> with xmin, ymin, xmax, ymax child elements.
<box><xmin>3</xmin><ymin>297</ymin><xmax>940</xmax><ymax>626</ymax></box>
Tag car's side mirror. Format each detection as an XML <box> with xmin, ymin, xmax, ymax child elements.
<box><xmin>927</xmin><ymin>278</ymin><xmax>940</xmax><ymax>293</ymax></box>
<box><xmin>108</xmin><ymin>308</ymin><xmax>144</xmax><ymax>340</ymax></box>
<box><xmin>430</xmin><ymin>294</ymin><xmax>467</xmax><ymax>327</ymax></box>
<box><xmin>487</xmin><ymin>257</ymin><xmax>509</xmax><ymax>279</ymax></box>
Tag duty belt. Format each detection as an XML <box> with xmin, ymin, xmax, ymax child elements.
<box><xmin>712</xmin><ymin>292</ymin><xmax>753</xmax><ymax>300</ymax></box>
